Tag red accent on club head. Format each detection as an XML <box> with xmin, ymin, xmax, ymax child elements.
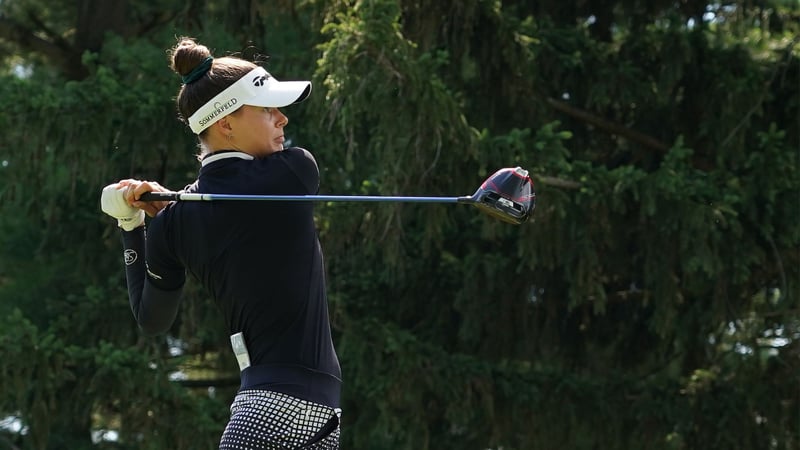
<box><xmin>473</xmin><ymin>167</ymin><xmax>535</xmax><ymax>224</ymax></box>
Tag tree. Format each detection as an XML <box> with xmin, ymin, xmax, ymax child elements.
<box><xmin>0</xmin><ymin>0</ymin><xmax>797</xmax><ymax>448</ymax></box>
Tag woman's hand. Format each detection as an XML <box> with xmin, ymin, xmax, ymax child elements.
<box><xmin>118</xmin><ymin>179</ymin><xmax>172</xmax><ymax>217</ymax></box>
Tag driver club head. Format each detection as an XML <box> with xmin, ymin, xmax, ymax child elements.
<box><xmin>470</xmin><ymin>167</ymin><xmax>535</xmax><ymax>224</ymax></box>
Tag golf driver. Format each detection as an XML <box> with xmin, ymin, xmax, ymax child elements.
<box><xmin>140</xmin><ymin>167</ymin><xmax>535</xmax><ymax>224</ymax></box>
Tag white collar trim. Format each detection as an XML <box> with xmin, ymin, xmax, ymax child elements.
<box><xmin>201</xmin><ymin>151</ymin><xmax>254</xmax><ymax>167</ymax></box>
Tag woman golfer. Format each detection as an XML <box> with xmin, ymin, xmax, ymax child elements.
<box><xmin>100</xmin><ymin>38</ymin><xmax>342</xmax><ymax>449</ymax></box>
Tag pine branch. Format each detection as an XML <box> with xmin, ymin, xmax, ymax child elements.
<box><xmin>534</xmin><ymin>175</ymin><xmax>581</xmax><ymax>190</ymax></box>
<box><xmin>23</xmin><ymin>9</ymin><xmax>72</xmax><ymax>53</ymax></box>
<box><xmin>0</xmin><ymin>16</ymin><xmax>73</xmax><ymax>67</ymax></box>
<box><xmin>545</xmin><ymin>97</ymin><xmax>671</xmax><ymax>154</ymax></box>
<box><xmin>720</xmin><ymin>36</ymin><xmax>800</xmax><ymax>150</ymax></box>
<box><xmin>0</xmin><ymin>15</ymin><xmax>84</xmax><ymax>79</ymax></box>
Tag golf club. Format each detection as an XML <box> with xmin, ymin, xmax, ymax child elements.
<box><xmin>140</xmin><ymin>167</ymin><xmax>535</xmax><ymax>224</ymax></box>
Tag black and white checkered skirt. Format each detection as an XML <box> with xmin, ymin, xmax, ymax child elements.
<box><xmin>218</xmin><ymin>390</ymin><xmax>341</xmax><ymax>449</ymax></box>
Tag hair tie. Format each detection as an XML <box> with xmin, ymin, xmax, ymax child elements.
<box><xmin>182</xmin><ymin>56</ymin><xmax>213</xmax><ymax>84</ymax></box>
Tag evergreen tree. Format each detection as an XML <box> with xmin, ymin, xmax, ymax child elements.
<box><xmin>0</xmin><ymin>0</ymin><xmax>797</xmax><ymax>448</ymax></box>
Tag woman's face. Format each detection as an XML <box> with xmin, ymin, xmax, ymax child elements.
<box><xmin>226</xmin><ymin>105</ymin><xmax>289</xmax><ymax>156</ymax></box>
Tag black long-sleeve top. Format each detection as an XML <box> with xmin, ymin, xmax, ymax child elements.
<box><xmin>119</xmin><ymin>147</ymin><xmax>341</xmax><ymax>408</ymax></box>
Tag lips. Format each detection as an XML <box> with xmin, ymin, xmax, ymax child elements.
<box><xmin>274</xmin><ymin>135</ymin><xmax>285</xmax><ymax>150</ymax></box>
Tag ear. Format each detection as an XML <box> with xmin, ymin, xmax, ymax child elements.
<box><xmin>214</xmin><ymin>117</ymin><xmax>234</xmax><ymax>134</ymax></box>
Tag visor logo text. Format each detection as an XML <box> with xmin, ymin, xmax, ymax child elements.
<box><xmin>198</xmin><ymin>98</ymin><xmax>238</xmax><ymax>127</ymax></box>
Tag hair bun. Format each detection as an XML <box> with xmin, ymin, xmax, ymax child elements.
<box><xmin>170</xmin><ymin>37</ymin><xmax>213</xmax><ymax>77</ymax></box>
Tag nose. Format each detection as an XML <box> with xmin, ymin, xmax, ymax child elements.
<box><xmin>275</xmin><ymin>109</ymin><xmax>288</xmax><ymax>128</ymax></box>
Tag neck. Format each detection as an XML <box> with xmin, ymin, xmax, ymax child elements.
<box><xmin>199</xmin><ymin>131</ymin><xmax>282</xmax><ymax>158</ymax></box>
<box><xmin>202</xmin><ymin>132</ymin><xmax>238</xmax><ymax>153</ymax></box>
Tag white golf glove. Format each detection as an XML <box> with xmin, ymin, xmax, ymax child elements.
<box><xmin>101</xmin><ymin>183</ymin><xmax>145</xmax><ymax>231</ymax></box>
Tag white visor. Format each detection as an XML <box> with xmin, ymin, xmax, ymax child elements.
<box><xmin>188</xmin><ymin>67</ymin><xmax>311</xmax><ymax>134</ymax></box>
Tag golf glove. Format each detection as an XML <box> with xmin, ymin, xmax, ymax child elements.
<box><xmin>101</xmin><ymin>183</ymin><xmax>145</xmax><ymax>231</ymax></box>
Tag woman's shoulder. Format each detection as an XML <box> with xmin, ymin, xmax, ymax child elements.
<box><xmin>276</xmin><ymin>147</ymin><xmax>319</xmax><ymax>194</ymax></box>
<box><xmin>280</xmin><ymin>146</ymin><xmax>316</xmax><ymax>164</ymax></box>
<box><xmin>274</xmin><ymin>147</ymin><xmax>318</xmax><ymax>175</ymax></box>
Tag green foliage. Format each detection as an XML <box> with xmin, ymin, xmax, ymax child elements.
<box><xmin>0</xmin><ymin>0</ymin><xmax>798</xmax><ymax>449</ymax></box>
<box><xmin>0</xmin><ymin>310</ymin><xmax>229</xmax><ymax>450</ymax></box>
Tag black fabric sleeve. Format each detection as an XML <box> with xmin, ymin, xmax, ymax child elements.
<box><xmin>120</xmin><ymin>224</ymin><xmax>184</xmax><ymax>336</ymax></box>
<box><xmin>283</xmin><ymin>147</ymin><xmax>320</xmax><ymax>194</ymax></box>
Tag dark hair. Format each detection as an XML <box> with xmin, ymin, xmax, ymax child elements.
<box><xmin>169</xmin><ymin>37</ymin><xmax>256</xmax><ymax>133</ymax></box>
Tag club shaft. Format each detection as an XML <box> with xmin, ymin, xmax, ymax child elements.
<box><xmin>141</xmin><ymin>191</ymin><xmax>475</xmax><ymax>204</ymax></box>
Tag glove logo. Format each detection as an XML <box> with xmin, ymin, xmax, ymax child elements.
<box><xmin>124</xmin><ymin>249</ymin><xmax>138</xmax><ymax>266</ymax></box>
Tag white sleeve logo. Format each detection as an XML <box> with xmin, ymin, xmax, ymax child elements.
<box><xmin>123</xmin><ymin>249</ymin><xmax>137</xmax><ymax>265</ymax></box>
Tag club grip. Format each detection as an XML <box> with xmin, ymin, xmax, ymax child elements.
<box><xmin>139</xmin><ymin>191</ymin><xmax>181</xmax><ymax>202</ymax></box>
